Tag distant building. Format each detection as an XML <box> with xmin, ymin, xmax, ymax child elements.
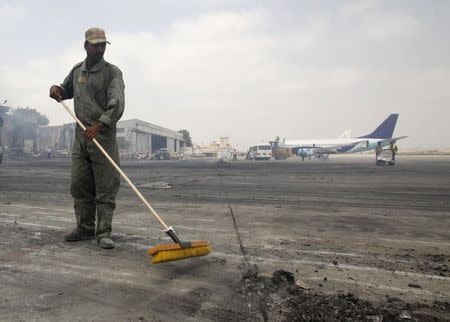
<box><xmin>38</xmin><ymin>123</ymin><xmax>75</xmax><ymax>155</ymax></box>
<box><xmin>0</xmin><ymin>104</ymin><xmax>39</xmax><ymax>155</ymax></box>
<box><xmin>37</xmin><ymin>119</ymin><xmax>185</xmax><ymax>157</ymax></box>
<box><xmin>116</xmin><ymin>119</ymin><xmax>185</xmax><ymax>156</ymax></box>
<box><xmin>191</xmin><ymin>137</ymin><xmax>235</xmax><ymax>158</ymax></box>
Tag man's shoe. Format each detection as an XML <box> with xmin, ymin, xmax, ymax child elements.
<box><xmin>98</xmin><ymin>237</ymin><xmax>115</xmax><ymax>249</ymax></box>
<box><xmin>64</xmin><ymin>229</ymin><xmax>95</xmax><ymax>242</ymax></box>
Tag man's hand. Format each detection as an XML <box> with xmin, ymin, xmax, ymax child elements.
<box><xmin>84</xmin><ymin>122</ymin><xmax>105</xmax><ymax>140</ymax></box>
<box><xmin>49</xmin><ymin>85</ymin><xmax>63</xmax><ymax>102</ymax></box>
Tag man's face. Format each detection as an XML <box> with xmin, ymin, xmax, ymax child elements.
<box><xmin>85</xmin><ymin>41</ymin><xmax>106</xmax><ymax>64</ymax></box>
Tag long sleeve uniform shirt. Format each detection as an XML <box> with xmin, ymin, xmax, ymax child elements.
<box><xmin>60</xmin><ymin>58</ymin><xmax>125</xmax><ymax>130</ymax></box>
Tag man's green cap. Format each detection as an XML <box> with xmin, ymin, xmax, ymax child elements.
<box><xmin>85</xmin><ymin>27</ymin><xmax>110</xmax><ymax>44</ymax></box>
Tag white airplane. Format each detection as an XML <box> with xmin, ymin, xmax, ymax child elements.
<box><xmin>282</xmin><ymin>114</ymin><xmax>407</xmax><ymax>158</ymax></box>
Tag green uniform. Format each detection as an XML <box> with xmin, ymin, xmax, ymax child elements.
<box><xmin>60</xmin><ymin>58</ymin><xmax>125</xmax><ymax>238</ymax></box>
<box><xmin>390</xmin><ymin>144</ymin><xmax>398</xmax><ymax>161</ymax></box>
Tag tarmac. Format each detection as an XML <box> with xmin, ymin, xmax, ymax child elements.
<box><xmin>0</xmin><ymin>155</ymin><xmax>449</xmax><ymax>321</ymax></box>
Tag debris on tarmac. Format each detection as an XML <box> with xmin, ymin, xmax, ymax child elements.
<box><xmin>238</xmin><ymin>266</ymin><xmax>449</xmax><ymax>321</ymax></box>
<box><xmin>139</xmin><ymin>181</ymin><xmax>171</xmax><ymax>189</ymax></box>
<box><xmin>408</xmin><ymin>283</ymin><xmax>422</xmax><ymax>289</ymax></box>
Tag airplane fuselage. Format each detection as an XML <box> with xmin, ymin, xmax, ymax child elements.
<box><xmin>283</xmin><ymin>138</ymin><xmax>391</xmax><ymax>155</ymax></box>
<box><xmin>282</xmin><ymin>114</ymin><xmax>405</xmax><ymax>157</ymax></box>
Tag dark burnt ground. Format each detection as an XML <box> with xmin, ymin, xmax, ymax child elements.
<box><xmin>237</xmin><ymin>266</ymin><xmax>450</xmax><ymax>322</ymax></box>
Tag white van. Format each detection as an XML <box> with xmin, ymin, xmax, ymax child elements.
<box><xmin>246</xmin><ymin>144</ymin><xmax>272</xmax><ymax>160</ymax></box>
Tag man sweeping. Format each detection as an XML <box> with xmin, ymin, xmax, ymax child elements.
<box><xmin>49</xmin><ymin>27</ymin><xmax>125</xmax><ymax>249</ymax></box>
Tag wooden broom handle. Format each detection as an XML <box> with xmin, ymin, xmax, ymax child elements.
<box><xmin>59</xmin><ymin>101</ymin><xmax>170</xmax><ymax>231</ymax></box>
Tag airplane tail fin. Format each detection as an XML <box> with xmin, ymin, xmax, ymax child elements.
<box><xmin>360</xmin><ymin>114</ymin><xmax>398</xmax><ymax>139</ymax></box>
<box><xmin>338</xmin><ymin>129</ymin><xmax>351</xmax><ymax>139</ymax></box>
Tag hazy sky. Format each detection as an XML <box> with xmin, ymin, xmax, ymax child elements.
<box><xmin>1</xmin><ymin>0</ymin><xmax>449</xmax><ymax>149</ymax></box>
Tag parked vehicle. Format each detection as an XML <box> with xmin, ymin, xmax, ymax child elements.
<box><xmin>376</xmin><ymin>149</ymin><xmax>394</xmax><ymax>166</ymax></box>
<box><xmin>246</xmin><ymin>144</ymin><xmax>272</xmax><ymax>160</ymax></box>
<box><xmin>152</xmin><ymin>148</ymin><xmax>171</xmax><ymax>160</ymax></box>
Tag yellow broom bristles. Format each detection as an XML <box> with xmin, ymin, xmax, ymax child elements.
<box><xmin>150</xmin><ymin>245</ymin><xmax>211</xmax><ymax>264</ymax></box>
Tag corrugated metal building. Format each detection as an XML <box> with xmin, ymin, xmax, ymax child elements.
<box><xmin>117</xmin><ymin>119</ymin><xmax>185</xmax><ymax>155</ymax></box>
<box><xmin>37</xmin><ymin>119</ymin><xmax>185</xmax><ymax>157</ymax></box>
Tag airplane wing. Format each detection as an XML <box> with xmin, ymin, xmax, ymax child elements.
<box><xmin>379</xmin><ymin>136</ymin><xmax>408</xmax><ymax>144</ymax></box>
<box><xmin>390</xmin><ymin>136</ymin><xmax>407</xmax><ymax>142</ymax></box>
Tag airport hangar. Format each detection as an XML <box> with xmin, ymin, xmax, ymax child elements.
<box><xmin>116</xmin><ymin>119</ymin><xmax>185</xmax><ymax>155</ymax></box>
<box><xmin>38</xmin><ymin>119</ymin><xmax>185</xmax><ymax>156</ymax></box>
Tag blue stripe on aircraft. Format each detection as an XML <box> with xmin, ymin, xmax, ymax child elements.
<box><xmin>337</xmin><ymin>144</ymin><xmax>356</xmax><ymax>153</ymax></box>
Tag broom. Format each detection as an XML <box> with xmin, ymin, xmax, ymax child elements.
<box><xmin>59</xmin><ymin>101</ymin><xmax>211</xmax><ymax>264</ymax></box>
